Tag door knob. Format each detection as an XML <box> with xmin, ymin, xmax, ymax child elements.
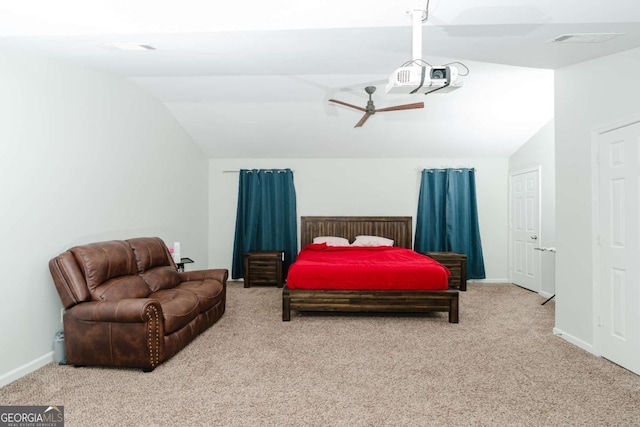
<box><xmin>530</xmin><ymin>235</ymin><xmax>538</xmax><ymax>240</ymax></box>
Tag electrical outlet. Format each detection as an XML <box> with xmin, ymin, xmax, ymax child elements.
<box><xmin>60</xmin><ymin>308</ymin><xmax>65</xmax><ymax>323</ymax></box>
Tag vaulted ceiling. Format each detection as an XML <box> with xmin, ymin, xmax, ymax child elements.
<box><xmin>1</xmin><ymin>1</ymin><xmax>639</xmax><ymax>158</ymax></box>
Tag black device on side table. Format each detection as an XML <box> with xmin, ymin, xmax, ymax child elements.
<box><xmin>244</xmin><ymin>251</ymin><xmax>284</xmax><ymax>288</ymax></box>
<box><xmin>176</xmin><ymin>257</ymin><xmax>194</xmax><ymax>272</ymax></box>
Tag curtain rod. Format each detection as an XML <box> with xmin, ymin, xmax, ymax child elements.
<box><xmin>417</xmin><ymin>167</ymin><xmax>475</xmax><ymax>173</ymax></box>
<box><xmin>222</xmin><ymin>169</ymin><xmax>295</xmax><ymax>174</ymax></box>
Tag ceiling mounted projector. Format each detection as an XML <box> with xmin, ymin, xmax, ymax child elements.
<box><xmin>385</xmin><ymin>8</ymin><xmax>467</xmax><ymax>95</ymax></box>
<box><xmin>386</xmin><ymin>64</ymin><xmax>463</xmax><ymax>95</ymax></box>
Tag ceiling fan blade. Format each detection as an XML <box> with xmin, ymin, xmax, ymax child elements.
<box><xmin>329</xmin><ymin>99</ymin><xmax>367</xmax><ymax>112</ymax></box>
<box><xmin>354</xmin><ymin>113</ymin><xmax>372</xmax><ymax>128</ymax></box>
<box><xmin>376</xmin><ymin>102</ymin><xmax>425</xmax><ymax>112</ymax></box>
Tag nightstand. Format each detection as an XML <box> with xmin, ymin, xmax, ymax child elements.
<box><xmin>425</xmin><ymin>251</ymin><xmax>467</xmax><ymax>291</ymax></box>
<box><xmin>243</xmin><ymin>251</ymin><xmax>284</xmax><ymax>288</ymax></box>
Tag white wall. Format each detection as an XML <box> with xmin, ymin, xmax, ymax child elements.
<box><xmin>0</xmin><ymin>49</ymin><xmax>209</xmax><ymax>385</ymax></box>
<box><xmin>555</xmin><ymin>47</ymin><xmax>640</xmax><ymax>351</ymax></box>
<box><xmin>209</xmin><ymin>158</ymin><xmax>509</xmax><ymax>282</ymax></box>
<box><xmin>509</xmin><ymin>120</ymin><xmax>556</xmax><ymax>296</ymax></box>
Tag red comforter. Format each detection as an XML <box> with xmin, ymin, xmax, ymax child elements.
<box><xmin>286</xmin><ymin>244</ymin><xmax>450</xmax><ymax>291</ymax></box>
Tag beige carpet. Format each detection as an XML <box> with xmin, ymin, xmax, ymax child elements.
<box><xmin>2</xmin><ymin>283</ymin><xmax>639</xmax><ymax>426</ymax></box>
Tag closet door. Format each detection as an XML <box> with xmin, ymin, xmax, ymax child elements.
<box><xmin>597</xmin><ymin>121</ymin><xmax>640</xmax><ymax>375</ymax></box>
<box><xmin>510</xmin><ymin>168</ymin><xmax>540</xmax><ymax>292</ymax></box>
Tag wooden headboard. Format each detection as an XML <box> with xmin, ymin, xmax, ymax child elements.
<box><xmin>300</xmin><ymin>216</ymin><xmax>413</xmax><ymax>249</ymax></box>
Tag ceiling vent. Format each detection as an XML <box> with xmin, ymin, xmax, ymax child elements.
<box><xmin>547</xmin><ymin>33</ymin><xmax>624</xmax><ymax>43</ymax></box>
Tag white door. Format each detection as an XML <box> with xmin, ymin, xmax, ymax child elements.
<box><xmin>597</xmin><ymin>121</ymin><xmax>640</xmax><ymax>375</ymax></box>
<box><xmin>510</xmin><ymin>169</ymin><xmax>540</xmax><ymax>292</ymax></box>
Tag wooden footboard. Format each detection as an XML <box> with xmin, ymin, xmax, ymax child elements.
<box><xmin>282</xmin><ymin>286</ymin><xmax>459</xmax><ymax>323</ymax></box>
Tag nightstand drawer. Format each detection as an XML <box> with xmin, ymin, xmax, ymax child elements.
<box><xmin>249</xmin><ymin>260</ymin><xmax>278</xmax><ymax>269</ymax></box>
<box><xmin>244</xmin><ymin>251</ymin><xmax>284</xmax><ymax>288</ymax></box>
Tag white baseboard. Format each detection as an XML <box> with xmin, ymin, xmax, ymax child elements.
<box><xmin>553</xmin><ymin>327</ymin><xmax>595</xmax><ymax>355</ymax></box>
<box><xmin>0</xmin><ymin>352</ymin><xmax>54</xmax><ymax>388</ymax></box>
<box><xmin>467</xmin><ymin>278</ymin><xmax>510</xmax><ymax>284</ymax></box>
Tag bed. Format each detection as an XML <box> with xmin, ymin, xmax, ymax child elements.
<box><xmin>282</xmin><ymin>216</ymin><xmax>460</xmax><ymax>323</ymax></box>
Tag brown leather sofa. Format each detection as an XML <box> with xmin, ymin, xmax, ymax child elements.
<box><xmin>49</xmin><ymin>237</ymin><xmax>227</xmax><ymax>371</ymax></box>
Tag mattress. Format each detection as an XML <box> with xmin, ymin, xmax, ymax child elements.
<box><xmin>286</xmin><ymin>243</ymin><xmax>450</xmax><ymax>291</ymax></box>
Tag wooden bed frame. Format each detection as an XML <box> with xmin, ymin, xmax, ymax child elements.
<box><xmin>282</xmin><ymin>216</ymin><xmax>460</xmax><ymax>323</ymax></box>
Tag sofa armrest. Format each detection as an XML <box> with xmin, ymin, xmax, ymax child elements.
<box><xmin>65</xmin><ymin>299</ymin><xmax>163</xmax><ymax>323</ymax></box>
<box><xmin>64</xmin><ymin>299</ymin><xmax>164</xmax><ymax>370</ymax></box>
<box><xmin>179</xmin><ymin>268</ymin><xmax>228</xmax><ymax>285</ymax></box>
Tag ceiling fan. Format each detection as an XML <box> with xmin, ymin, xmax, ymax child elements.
<box><xmin>329</xmin><ymin>86</ymin><xmax>424</xmax><ymax>128</ymax></box>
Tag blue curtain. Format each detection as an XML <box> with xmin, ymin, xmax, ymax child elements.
<box><xmin>414</xmin><ymin>168</ymin><xmax>485</xmax><ymax>279</ymax></box>
<box><xmin>231</xmin><ymin>169</ymin><xmax>298</xmax><ymax>279</ymax></box>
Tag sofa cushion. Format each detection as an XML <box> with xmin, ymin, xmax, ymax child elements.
<box><xmin>93</xmin><ymin>275</ymin><xmax>151</xmax><ymax>301</ymax></box>
<box><xmin>141</xmin><ymin>266</ymin><xmax>181</xmax><ymax>292</ymax></box>
<box><xmin>148</xmin><ymin>288</ymin><xmax>199</xmax><ymax>334</ymax></box>
<box><xmin>128</xmin><ymin>237</ymin><xmax>174</xmax><ymax>272</ymax></box>
<box><xmin>176</xmin><ymin>279</ymin><xmax>224</xmax><ymax>312</ymax></box>
<box><xmin>71</xmin><ymin>240</ymin><xmax>139</xmax><ymax>296</ymax></box>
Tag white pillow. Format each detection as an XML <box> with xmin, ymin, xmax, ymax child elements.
<box><xmin>351</xmin><ymin>235</ymin><xmax>394</xmax><ymax>247</ymax></box>
<box><xmin>313</xmin><ymin>236</ymin><xmax>350</xmax><ymax>246</ymax></box>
